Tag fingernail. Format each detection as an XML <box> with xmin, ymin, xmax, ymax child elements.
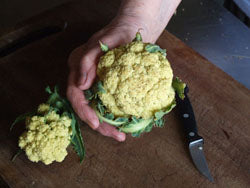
<box><xmin>91</xmin><ymin>119</ymin><xmax>99</xmax><ymax>130</ymax></box>
<box><xmin>116</xmin><ymin>133</ymin><xmax>125</xmax><ymax>142</ymax></box>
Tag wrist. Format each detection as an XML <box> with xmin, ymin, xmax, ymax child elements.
<box><xmin>113</xmin><ymin>0</ymin><xmax>181</xmax><ymax>43</ymax></box>
<box><xmin>110</xmin><ymin>14</ymin><xmax>157</xmax><ymax>43</ymax></box>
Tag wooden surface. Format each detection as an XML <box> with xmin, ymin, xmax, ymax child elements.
<box><xmin>0</xmin><ymin>0</ymin><xmax>250</xmax><ymax>187</ymax></box>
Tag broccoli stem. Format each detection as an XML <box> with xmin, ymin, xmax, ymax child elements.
<box><xmin>94</xmin><ymin>108</ymin><xmax>125</xmax><ymax>127</ymax></box>
<box><xmin>119</xmin><ymin>118</ymin><xmax>153</xmax><ymax>133</ymax></box>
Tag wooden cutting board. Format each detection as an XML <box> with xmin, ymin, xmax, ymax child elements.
<box><xmin>0</xmin><ymin>0</ymin><xmax>249</xmax><ymax>187</ymax></box>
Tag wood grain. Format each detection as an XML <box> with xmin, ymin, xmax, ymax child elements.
<box><xmin>0</xmin><ymin>0</ymin><xmax>249</xmax><ymax>187</ymax></box>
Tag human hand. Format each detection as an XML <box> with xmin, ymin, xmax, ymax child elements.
<box><xmin>67</xmin><ymin>17</ymin><xmax>151</xmax><ymax>142</ymax></box>
<box><xmin>67</xmin><ymin>0</ymin><xmax>180</xmax><ymax>141</ymax></box>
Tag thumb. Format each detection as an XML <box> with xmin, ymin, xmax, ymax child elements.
<box><xmin>77</xmin><ymin>32</ymin><xmax>134</xmax><ymax>90</ymax></box>
<box><xmin>77</xmin><ymin>46</ymin><xmax>101</xmax><ymax>90</ymax></box>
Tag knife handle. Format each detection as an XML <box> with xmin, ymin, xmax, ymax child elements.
<box><xmin>177</xmin><ymin>87</ymin><xmax>204</xmax><ymax>144</ymax></box>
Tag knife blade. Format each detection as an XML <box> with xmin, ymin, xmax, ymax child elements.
<box><xmin>176</xmin><ymin>86</ymin><xmax>214</xmax><ymax>182</ymax></box>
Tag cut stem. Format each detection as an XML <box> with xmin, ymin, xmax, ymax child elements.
<box><xmin>133</xmin><ymin>31</ymin><xmax>142</xmax><ymax>42</ymax></box>
<box><xmin>99</xmin><ymin>41</ymin><xmax>109</xmax><ymax>52</ymax></box>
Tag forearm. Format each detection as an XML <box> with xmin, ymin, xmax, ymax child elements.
<box><xmin>115</xmin><ymin>0</ymin><xmax>181</xmax><ymax>42</ymax></box>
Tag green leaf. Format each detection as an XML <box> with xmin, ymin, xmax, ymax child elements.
<box><xmin>99</xmin><ymin>41</ymin><xmax>109</xmax><ymax>52</ymax></box>
<box><xmin>70</xmin><ymin>113</ymin><xmax>77</xmax><ymax>136</ymax></box>
<box><xmin>60</xmin><ymin>100</ymin><xmax>85</xmax><ymax>163</ymax></box>
<box><xmin>84</xmin><ymin>89</ymin><xmax>94</xmax><ymax>101</ymax></box>
<box><xmin>115</xmin><ymin>117</ymin><xmax>129</xmax><ymax>123</ymax></box>
<box><xmin>131</xmin><ymin>116</ymin><xmax>141</xmax><ymax>123</ymax></box>
<box><xmin>133</xmin><ymin>32</ymin><xmax>142</xmax><ymax>42</ymax></box>
<box><xmin>11</xmin><ymin>149</ymin><xmax>23</xmax><ymax>162</ymax></box>
<box><xmin>70</xmin><ymin>114</ymin><xmax>85</xmax><ymax>163</ymax></box>
<box><xmin>47</xmin><ymin>86</ymin><xmax>62</xmax><ymax>107</ymax></box>
<box><xmin>145</xmin><ymin>44</ymin><xmax>167</xmax><ymax>57</ymax></box>
<box><xmin>48</xmin><ymin>106</ymin><xmax>60</xmax><ymax>114</ymax></box>
<box><xmin>62</xmin><ymin>111</ymin><xmax>71</xmax><ymax>118</ymax></box>
<box><xmin>130</xmin><ymin>121</ymin><xmax>153</xmax><ymax>137</ymax></box>
<box><xmin>172</xmin><ymin>77</ymin><xmax>186</xmax><ymax>100</ymax></box>
<box><xmin>85</xmin><ymin>81</ymin><xmax>105</xmax><ymax>101</ymax></box>
<box><xmin>67</xmin><ymin>110</ymin><xmax>85</xmax><ymax>163</ymax></box>
<box><xmin>154</xmin><ymin>111</ymin><xmax>165</xmax><ymax>120</ymax></box>
<box><xmin>99</xmin><ymin>118</ymin><xmax>103</xmax><ymax>123</ymax></box>
<box><xmin>47</xmin><ymin>92</ymin><xmax>60</xmax><ymax>106</ymax></box>
<box><xmin>104</xmin><ymin>113</ymin><xmax>114</xmax><ymax>120</ymax></box>
<box><xmin>154</xmin><ymin>118</ymin><xmax>165</xmax><ymax>127</ymax></box>
<box><xmin>46</xmin><ymin>86</ymin><xmax>72</xmax><ymax>114</ymax></box>
<box><xmin>131</xmin><ymin>131</ymin><xmax>142</xmax><ymax>137</ymax></box>
<box><xmin>54</xmin><ymin>85</ymin><xmax>60</xmax><ymax>94</ymax></box>
<box><xmin>145</xmin><ymin>44</ymin><xmax>160</xmax><ymax>52</ymax></box>
<box><xmin>119</xmin><ymin>118</ymin><xmax>153</xmax><ymax>133</ymax></box>
<box><xmin>144</xmin><ymin>122</ymin><xmax>154</xmax><ymax>132</ymax></box>
<box><xmin>45</xmin><ymin>86</ymin><xmax>85</xmax><ymax>163</ymax></box>
<box><xmin>10</xmin><ymin>111</ymin><xmax>36</xmax><ymax>131</ymax></box>
<box><xmin>154</xmin><ymin>100</ymin><xmax>176</xmax><ymax>120</ymax></box>
<box><xmin>97</xmin><ymin>102</ymin><xmax>105</xmax><ymax>116</ymax></box>
<box><xmin>56</xmin><ymin>101</ymin><xmax>64</xmax><ymax>109</ymax></box>
<box><xmin>45</xmin><ymin>86</ymin><xmax>52</xmax><ymax>94</ymax></box>
<box><xmin>96</xmin><ymin>81</ymin><xmax>106</xmax><ymax>93</ymax></box>
<box><xmin>94</xmin><ymin>107</ymin><xmax>126</xmax><ymax>127</ymax></box>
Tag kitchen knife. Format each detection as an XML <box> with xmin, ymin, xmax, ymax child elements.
<box><xmin>176</xmin><ymin>86</ymin><xmax>214</xmax><ymax>182</ymax></box>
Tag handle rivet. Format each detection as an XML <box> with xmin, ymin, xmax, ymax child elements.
<box><xmin>183</xmin><ymin>113</ymin><xmax>189</xmax><ymax>118</ymax></box>
<box><xmin>189</xmin><ymin>132</ymin><xmax>195</xmax><ymax>136</ymax></box>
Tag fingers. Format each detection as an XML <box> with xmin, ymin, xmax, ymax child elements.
<box><xmin>67</xmin><ymin>71</ymin><xmax>99</xmax><ymax>130</ymax></box>
<box><xmin>96</xmin><ymin>122</ymin><xmax>126</xmax><ymax>142</ymax></box>
<box><xmin>77</xmin><ymin>47</ymin><xmax>101</xmax><ymax>89</ymax></box>
<box><xmin>77</xmin><ymin>71</ymin><xmax>87</xmax><ymax>90</ymax></box>
<box><xmin>67</xmin><ymin>71</ymin><xmax>126</xmax><ymax>142</ymax></box>
<box><xmin>78</xmin><ymin>63</ymin><xmax>97</xmax><ymax>90</ymax></box>
<box><xmin>67</xmin><ymin>30</ymin><xmax>131</xmax><ymax>142</ymax></box>
<box><xmin>76</xmin><ymin>33</ymin><xmax>129</xmax><ymax>90</ymax></box>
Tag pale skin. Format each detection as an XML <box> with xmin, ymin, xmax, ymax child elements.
<box><xmin>67</xmin><ymin>0</ymin><xmax>181</xmax><ymax>141</ymax></box>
